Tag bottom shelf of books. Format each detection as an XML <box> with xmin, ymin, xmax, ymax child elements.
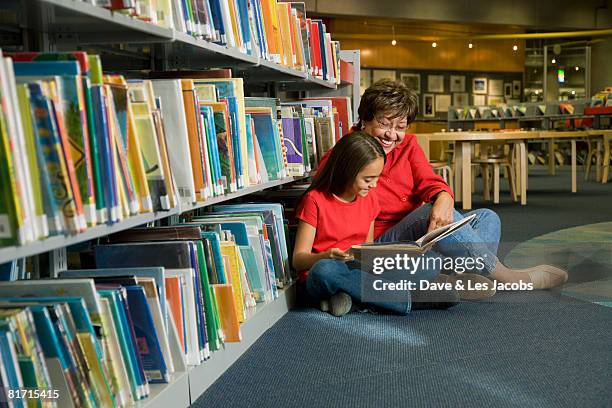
<box><xmin>188</xmin><ymin>284</ymin><xmax>294</xmax><ymax>399</ymax></box>
<box><xmin>139</xmin><ymin>285</ymin><xmax>293</xmax><ymax>408</ymax></box>
<box><xmin>136</xmin><ymin>370</ymin><xmax>190</xmax><ymax>408</ymax></box>
<box><xmin>0</xmin><ymin>203</ymin><xmax>298</xmax><ymax>408</ymax></box>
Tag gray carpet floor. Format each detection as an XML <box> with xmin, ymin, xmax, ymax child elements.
<box><xmin>192</xmin><ymin>166</ymin><xmax>612</xmax><ymax>408</ymax></box>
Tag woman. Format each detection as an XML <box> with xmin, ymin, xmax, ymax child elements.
<box><xmin>318</xmin><ymin>79</ymin><xmax>567</xmax><ymax>289</ymax></box>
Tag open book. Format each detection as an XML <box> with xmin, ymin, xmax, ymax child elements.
<box><xmin>350</xmin><ymin>214</ymin><xmax>476</xmax><ymax>256</ymax></box>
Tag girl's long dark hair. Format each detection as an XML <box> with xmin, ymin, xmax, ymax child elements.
<box><xmin>308</xmin><ymin>131</ymin><xmax>386</xmax><ymax>196</ymax></box>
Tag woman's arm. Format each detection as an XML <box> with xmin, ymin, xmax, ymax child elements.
<box><xmin>292</xmin><ymin>221</ymin><xmax>352</xmax><ymax>271</ymax></box>
<box><xmin>366</xmin><ymin>221</ymin><xmax>375</xmax><ymax>243</ymax></box>
<box><xmin>427</xmin><ymin>191</ymin><xmax>455</xmax><ymax>233</ymax></box>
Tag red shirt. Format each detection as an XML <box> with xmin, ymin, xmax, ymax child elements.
<box><xmin>318</xmin><ymin>133</ymin><xmax>453</xmax><ymax>238</ymax></box>
<box><xmin>295</xmin><ymin>189</ymin><xmax>380</xmax><ymax>281</ymax></box>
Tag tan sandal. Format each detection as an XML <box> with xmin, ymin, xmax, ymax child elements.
<box><xmin>527</xmin><ymin>265</ymin><xmax>568</xmax><ymax>289</ymax></box>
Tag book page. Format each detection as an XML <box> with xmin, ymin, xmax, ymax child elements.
<box><xmin>415</xmin><ymin>214</ymin><xmax>476</xmax><ymax>248</ymax></box>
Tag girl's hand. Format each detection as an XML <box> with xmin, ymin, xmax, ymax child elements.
<box><xmin>327</xmin><ymin>248</ymin><xmax>354</xmax><ymax>261</ymax></box>
<box><xmin>427</xmin><ymin>191</ymin><xmax>454</xmax><ymax>233</ymax></box>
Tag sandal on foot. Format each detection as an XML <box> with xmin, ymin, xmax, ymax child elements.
<box><xmin>527</xmin><ymin>265</ymin><xmax>568</xmax><ymax>289</ymax></box>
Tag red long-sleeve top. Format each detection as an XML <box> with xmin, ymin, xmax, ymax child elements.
<box><xmin>317</xmin><ymin>133</ymin><xmax>453</xmax><ymax>238</ymax></box>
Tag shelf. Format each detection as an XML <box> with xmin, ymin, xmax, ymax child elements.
<box><xmin>167</xmin><ymin>31</ymin><xmax>258</xmax><ymax>68</ymax></box>
<box><xmin>0</xmin><ymin>174</ymin><xmax>311</xmax><ymax>264</ymax></box>
<box><xmin>136</xmin><ymin>370</ymin><xmax>190</xmax><ymax>408</ymax></box>
<box><xmin>237</xmin><ymin>58</ymin><xmax>307</xmax><ymax>83</ymax></box>
<box><xmin>20</xmin><ymin>0</ymin><xmax>174</xmax><ymax>43</ymax></box>
<box><xmin>0</xmin><ymin>209</ymin><xmax>178</xmax><ymax>264</ymax></box>
<box><xmin>179</xmin><ymin>175</ymin><xmax>310</xmax><ymax>213</ymax></box>
<box><xmin>188</xmin><ymin>285</ymin><xmax>294</xmax><ymax>402</ymax></box>
<box><xmin>449</xmin><ymin>115</ymin><xmax>594</xmax><ymax>122</ymax></box>
<box><xmin>1</xmin><ymin>1</ymin><xmax>338</xmax><ymax>90</ymax></box>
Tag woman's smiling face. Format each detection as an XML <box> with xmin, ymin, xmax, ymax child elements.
<box><xmin>362</xmin><ymin>113</ymin><xmax>409</xmax><ymax>154</ymax></box>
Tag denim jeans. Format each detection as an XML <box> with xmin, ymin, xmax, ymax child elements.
<box><xmin>376</xmin><ymin>204</ymin><xmax>501</xmax><ymax>275</ymax></box>
<box><xmin>305</xmin><ymin>255</ymin><xmax>442</xmax><ymax>315</ymax></box>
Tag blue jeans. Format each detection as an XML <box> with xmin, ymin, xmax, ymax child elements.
<box><xmin>376</xmin><ymin>204</ymin><xmax>501</xmax><ymax>275</ymax></box>
<box><xmin>305</xmin><ymin>255</ymin><xmax>442</xmax><ymax>315</ymax></box>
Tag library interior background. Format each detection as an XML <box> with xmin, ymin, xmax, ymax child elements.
<box><xmin>0</xmin><ymin>0</ymin><xmax>610</xmax><ymax>407</ymax></box>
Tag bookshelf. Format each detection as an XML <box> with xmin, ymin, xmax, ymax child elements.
<box><xmin>5</xmin><ymin>0</ymin><xmax>338</xmax><ymax>89</ymax></box>
<box><xmin>0</xmin><ymin>1</ymin><xmax>359</xmax><ymax>407</ymax></box>
<box><xmin>447</xmin><ymin>100</ymin><xmax>593</xmax><ymax>130</ymax></box>
<box><xmin>0</xmin><ymin>175</ymin><xmax>309</xmax><ymax>265</ymax></box>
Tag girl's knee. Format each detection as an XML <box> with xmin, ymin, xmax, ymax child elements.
<box><xmin>309</xmin><ymin>259</ymin><xmax>344</xmax><ymax>281</ymax></box>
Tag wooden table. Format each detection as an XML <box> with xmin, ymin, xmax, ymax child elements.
<box><xmin>422</xmin><ymin>130</ymin><xmax>600</xmax><ymax>210</ymax></box>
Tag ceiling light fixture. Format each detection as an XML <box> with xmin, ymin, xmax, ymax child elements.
<box><xmin>391</xmin><ymin>25</ymin><xmax>397</xmax><ymax>46</ymax></box>
<box><xmin>468</xmin><ymin>42</ymin><xmax>473</xmax><ymax>49</ymax></box>
<box><xmin>432</xmin><ymin>42</ymin><xmax>437</xmax><ymax>48</ymax></box>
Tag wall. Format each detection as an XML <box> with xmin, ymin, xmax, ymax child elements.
<box><xmin>590</xmin><ymin>39</ymin><xmax>612</xmax><ymax>95</ymax></box>
<box><xmin>305</xmin><ymin>0</ymin><xmax>612</xmax><ymax>30</ymax></box>
<box><xmin>343</xmin><ymin>39</ymin><xmax>525</xmax><ymax>72</ymax></box>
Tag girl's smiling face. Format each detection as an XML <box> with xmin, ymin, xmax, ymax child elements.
<box><xmin>345</xmin><ymin>156</ymin><xmax>385</xmax><ymax>198</ymax></box>
<box><xmin>362</xmin><ymin>113</ymin><xmax>409</xmax><ymax>154</ymax></box>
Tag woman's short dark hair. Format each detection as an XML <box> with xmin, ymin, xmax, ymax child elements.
<box><xmin>357</xmin><ymin>79</ymin><xmax>419</xmax><ymax>127</ymax></box>
<box><xmin>308</xmin><ymin>131</ymin><xmax>386</xmax><ymax>196</ymax></box>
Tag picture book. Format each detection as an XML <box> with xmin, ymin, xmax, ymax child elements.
<box><xmin>351</xmin><ymin>214</ymin><xmax>477</xmax><ymax>256</ymax></box>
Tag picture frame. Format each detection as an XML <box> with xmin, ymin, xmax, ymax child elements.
<box><xmin>487</xmin><ymin>95</ymin><xmax>505</xmax><ymax>106</ymax></box>
<box><xmin>372</xmin><ymin>69</ymin><xmax>397</xmax><ymax>83</ymax></box>
<box><xmin>489</xmin><ymin>79</ymin><xmax>504</xmax><ymax>96</ymax></box>
<box><xmin>360</xmin><ymin>69</ymin><xmax>372</xmax><ymax>96</ymax></box>
<box><xmin>453</xmin><ymin>92</ymin><xmax>469</xmax><ymax>106</ymax></box>
<box><xmin>504</xmin><ymin>83</ymin><xmax>513</xmax><ymax>98</ymax></box>
<box><xmin>472</xmin><ymin>77</ymin><xmax>487</xmax><ymax>94</ymax></box>
<box><xmin>450</xmin><ymin>75</ymin><xmax>466</xmax><ymax>92</ymax></box>
<box><xmin>423</xmin><ymin>94</ymin><xmax>435</xmax><ymax>117</ymax></box>
<box><xmin>512</xmin><ymin>80</ymin><xmax>522</xmax><ymax>98</ymax></box>
<box><xmin>435</xmin><ymin>94</ymin><xmax>451</xmax><ymax>112</ymax></box>
<box><xmin>428</xmin><ymin>75</ymin><xmax>445</xmax><ymax>93</ymax></box>
<box><xmin>400</xmin><ymin>73</ymin><xmax>421</xmax><ymax>93</ymax></box>
<box><xmin>473</xmin><ymin>94</ymin><xmax>486</xmax><ymax>106</ymax></box>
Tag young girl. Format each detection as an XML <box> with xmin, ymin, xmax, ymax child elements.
<box><xmin>293</xmin><ymin>132</ymin><xmax>457</xmax><ymax>317</ymax></box>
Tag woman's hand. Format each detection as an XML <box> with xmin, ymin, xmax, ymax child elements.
<box><xmin>427</xmin><ymin>191</ymin><xmax>454</xmax><ymax>233</ymax></box>
<box><xmin>326</xmin><ymin>248</ymin><xmax>354</xmax><ymax>261</ymax></box>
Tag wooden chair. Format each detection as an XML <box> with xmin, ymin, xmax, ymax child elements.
<box><xmin>585</xmin><ymin>133</ymin><xmax>612</xmax><ymax>183</ymax></box>
<box><xmin>429</xmin><ymin>141</ymin><xmax>455</xmax><ymax>192</ymax></box>
<box><xmin>472</xmin><ymin>141</ymin><xmax>518</xmax><ymax>204</ymax></box>
<box><xmin>430</xmin><ymin>161</ymin><xmax>454</xmax><ymax>192</ymax></box>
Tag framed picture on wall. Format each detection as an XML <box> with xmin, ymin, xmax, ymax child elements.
<box><xmin>360</xmin><ymin>69</ymin><xmax>372</xmax><ymax>96</ymax></box>
<box><xmin>473</xmin><ymin>94</ymin><xmax>486</xmax><ymax>106</ymax></box>
<box><xmin>450</xmin><ymin>75</ymin><xmax>466</xmax><ymax>92</ymax></box>
<box><xmin>512</xmin><ymin>80</ymin><xmax>522</xmax><ymax>98</ymax></box>
<box><xmin>400</xmin><ymin>73</ymin><xmax>421</xmax><ymax>93</ymax></box>
<box><xmin>504</xmin><ymin>83</ymin><xmax>513</xmax><ymax>98</ymax></box>
<box><xmin>435</xmin><ymin>94</ymin><xmax>451</xmax><ymax>112</ymax></box>
<box><xmin>489</xmin><ymin>79</ymin><xmax>504</xmax><ymax>96</ymax></box>
<box><xmin>453</xmin><ymin>92</ymin><xmax>469</xmax><ymax>106</ymax></box>
<box><xmin>487</xmin><ymin>96</ymin><xmax>505</xmax><ymax>106</ymax></box>
<box><xmin>473</xmin><ymin>77</ymin><xmax>487</xmax><ymax>94</ymax></box>
<box><xmin>428</xmin><ymin>75</ymin><xmax>444</xmax><ymax>92</ymax></box>
<box><xmin>423</xmin><ymin>94</ymin><xmax>435</xmax><ymax>117</ymax></box>
<box><xmin>373</xmin><ymin>69</ymin><xmax>397</xmax><ymax>83</ymax></box>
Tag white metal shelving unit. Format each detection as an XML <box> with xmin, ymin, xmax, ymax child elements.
<box><xmin>0</xmin><ymin>1</ymin><xmax>356</xmax><ymax>406</ymax></box>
